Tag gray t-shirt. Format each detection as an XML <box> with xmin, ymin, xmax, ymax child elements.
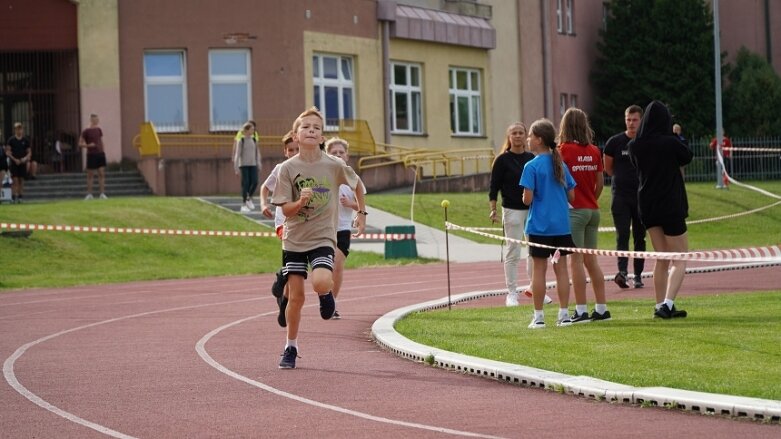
<box><xmin>271</xmin><ymin>151</ymin><xmax>359</xmax><ymax>252</ymax></box>
<box><xmin>233</xmin><ymin>136</ymin><xmax>259</xmax><ymax>168</ymax></box>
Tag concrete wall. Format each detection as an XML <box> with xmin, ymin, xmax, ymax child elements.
<box><xmin>485</xmin><ymin>0</ymin><xmax>522</xmax><ymax>149</ymax></box>
<box><xmin>716</xmin><ymin>0</ymin><xmax>781</xmax><ymax>74</ymax></box>
<box><xmin>0</xmin><ymin>0</ymin><xmax>77</xmax><ymax>50</ymax></box>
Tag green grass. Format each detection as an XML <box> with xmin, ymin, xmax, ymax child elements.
<box><xmin>396</xmin><ymin>292</ymin><xmax>781</xmax><ymax>400</ymax></box>
<box><xmin>369</xmin><ymin>181</ymin><xmax>781</xmax><ymax>249</ymax></box>
<box><xmin>0</xmin><ymin>197</ymin><xmax>423</xmax><ymax>290</ymax></box>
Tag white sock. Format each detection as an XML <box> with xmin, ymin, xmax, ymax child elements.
<box><xmin>595</xmin><ymin>303</ymin><xmax>607</xmax><ymax>314</ymax></box>
<box><xmin>286</xmin><ymin>339</ymin><xmax>298</xmax><ymax>349</ymax></box>
<box><xmin>655</xmin><ymin>302</ymin><xmax>663</xmax><ymax>310</ymax></box>
<box><xmin>576</xmin><ymin>304</ymin><xmax>587</xmax><ymax>315</ymax></box>
<box><xmin>534</xmin><ymin>310</ymin><xmax>544</xmax><ymax>321</ymax></box>
<box><xmin>663</xmin><ymin>299</ymin><xmax>674</xmax><ymax>309</ymax></box>
<box><xmin>558</xmin><ymin>308</ymin><xmax>569</xmax><ymax>320</ymax></box>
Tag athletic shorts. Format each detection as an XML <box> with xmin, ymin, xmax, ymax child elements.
<box><xmin>569</xmin><ymin>208</ymin><xmax>600</xmax><ymax>249</ymax></box>
<box><xmin>644</xmin><ymin>218</ymin><xmax>687</xmax><ymax>237</ymax></box>
<box><xmin>528</xmin><ymin>234</ymin><xmax>576</xmax><ymax>259</ymax></box>
<box><xmin>276</xmin><ymin>225</ymin><xmax>284</xmax><ymax>240</ymax></box>
<box><xmin>336</xmin><ymin>230</ymin><xmax>351</xmax><ymax>257</ymax></box>
<box><xmin>282</xmin><ymin>246</ymin><xmax>334</xmax><ymax>279</ymax></box>
<box><xmin>9</xmin><ymin>162</ymin><xmax>27</xmax><ymax>179</ymax></box>
<box><xmin>86</xmin><ymin>153</ymin><xmax>107</xmax><ymax>170</ymax></box>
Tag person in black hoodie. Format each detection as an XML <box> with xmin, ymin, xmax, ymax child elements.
<box><xmin>628</xmin><ymin>101</ymin><xmax>693</xmax><ymax>319</ymax></box>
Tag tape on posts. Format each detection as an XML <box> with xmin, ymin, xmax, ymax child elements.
<box><xmin>0</xmin><ymin>223</ymin><xmax>414</xmax><ymax>242</ymax></box>
<box><xmin>445</xmin><ymin>221</ymin><xmax>781</xmax><ymax>263</ymax></box>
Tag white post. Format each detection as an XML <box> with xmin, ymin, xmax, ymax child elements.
<box><xmin>713</xmin><ymin>0</ymin><xmax>725</xmax><ymax>187</ymax></box>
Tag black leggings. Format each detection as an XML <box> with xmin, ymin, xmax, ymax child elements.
<box><xmin>611</xmin><ymin>194</ymin><xmax>646</xmax><ymax>275</ymax></box>
<box><xmin>240</xmin><ymin>166</ymin><xmax>258</xmax><ymax>202</ymax></box>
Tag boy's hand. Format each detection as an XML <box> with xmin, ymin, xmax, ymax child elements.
<box><xmin>299</xmin><ymin>187</ymin><xmax>313</xmax><ymax>206</ymax></box>
<box><xmin>261</xmin><ymin>203</ymin><xmax>273</xmax><ymax>218</ymax></box>
<box><xmin>352</xmin><ymin>213</ymin><xmax>366</xmax><ymax>237</ymax></box>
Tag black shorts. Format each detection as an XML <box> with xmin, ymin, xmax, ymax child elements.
<box><xmin>644</xmin><ymin>218</ymin><xmax>687</xmax><ymax>237</ymax></box>
<box><xmin>9</xmin><ymin>162</ymin><xmax>27</xmax><ymax>179</ymax></box>
<box><xmin>528</xmin><ymin>234</ymin><xmax>577</xmax><ymax>259</ymax></box>
<box><xmin>0</xmin><ymin>157</ymin><xmax>8</xmax><ymax>171</ymax></box>
<box><xmin>86</xmin><ymin>153</ymin><xmax>107</xmax><ymax>170</ymax></box>
<box><xmin>336</xmin><ymin>230</ymin><xmax>351</xmax><ymax>257</ymax></box>
<box><xmin>282</xmin><ymin>246</ymin><xmax>335</xmax><ymax>279</ymax></box>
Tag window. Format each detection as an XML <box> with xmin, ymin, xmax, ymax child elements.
<box><xmin>390</xmin><ymin>62</ymin><xmax>423</xmax><ymax>134</ymax></box>
<box><xmin>209</xmin><ymin>49</ymin><xmax>251</xmax><ymax>131</ymax></box>
<box><xmin>144</xmin><ymin>51</ymin><xmax>187</xmax><ymax>132</ymax></box>
<box><xmin>566</xmin><ymin>0</ymin><xmax>574</xmax><ymax>34</ymax></box>
<box><xmin>560</xmin><ymin>93</ymin><xmax>567</xmax><ymax>116</ymax></box>
<box><xmin>449</xmin><ymin>67</ymin><xmax>482</xmax><ymax>136</ymax></box>
<box><xmin>556</xmin><ymin>0</ymin><xmax>563</xmax><ymax>33</ymax></box>
<box><xmin>602</xmin><ymin>2</ymin><xmax>609</xmax><ymax>31</ymax></box>
<box><xmin>313</xmin><ymin>54</ymin><xmax>355</xmax><ymax>130</ymax></box>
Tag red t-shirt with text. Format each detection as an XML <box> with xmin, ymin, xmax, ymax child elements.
<box><xmin>560</xmin><ymin>142</ymin><xmax>603</xmax><ymax>209</ymax></box>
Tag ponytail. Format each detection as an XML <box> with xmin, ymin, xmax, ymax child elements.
<box><xmin>551</xmin><ymin>146</ymin><xmax>565</xmax><ymax>186</ymax></box>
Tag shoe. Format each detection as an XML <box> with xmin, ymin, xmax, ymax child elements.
<box><xmin>247</xmin><ymin>199</ymin><xmax>255</xmax><ymax>210</ymax></box>
<box><xmin>556</xmin><ymin>317</ymin><xmax>573</xmax><ymax>327</ymax></box>
<box><xmin>278</xmin><ymin>346</ymin><xmax>298</xmax><ymax>369</ymax></box>
<box><xmin>653</xmin><ymin>303</ymin><xmax>688</xmax><ymax>319</ymax></box>
<box><xmin>591</xmin><ymin>309</ymin><xmax>612</xmax><ymax>321</ymax></box>
<box><xmin>99</xmin><ymin>193</ymin><xmax>108</xmax><ymax>200</ymax></box>
<box><xmin>634</xmin><ymin>277</ymin><xmax>644</xmax><ymax>288</ymax></box>
<box><xmin>522</xmin><ymin>290</ymin><xmax>554</xmax><ymax>304</ymax></box>
<box><xmin>277</xmin><ymin>295</ymin><xmax>288</xmax><ymax>327</ymax></box>
<box><xmin>505</xmin><ymin>292</ymin><xmax>520</xmax><ymax>307</ymax></box>
<box><xmin>332</xmin><ymin>310</ymin><xmax>341</xmax><ymax>320</ymax></box>
<box><xmin>528</xmin><ymin>318</ymin><xmax>545</xmax><ymax>329</ymax></box>
<box><xmin>84</xmin><ymin>194</ymin><xmax>93</xmax><ymax>200</ymax></box>
<box><xmin>271</xmin><ymin>269</ymin><xmax>286</xmax><ymax>298</ymax></box>
<box><xmin>570</xmin><ymin>311</ymin><xmax>592</xmax><ymax>324</ymax></box>
<box><xmin>319</xmin><ymin>292</ymin><xmax>335</xmax><ymax>320</ymax></box>
<box><xmin>614</xmin><ymin>271</ymin><xmax>630</xmax><ymax>289</ymax></box>
<box><xmin>240</xmin><ymin>204</ymin><xmax>250</xmax><ymax>213</ymax></box>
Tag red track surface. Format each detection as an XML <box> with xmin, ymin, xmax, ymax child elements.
<box><xmin>1</xmin><ymin>260</ymin><xmax>779</xmax><ymax>438</ymax></box>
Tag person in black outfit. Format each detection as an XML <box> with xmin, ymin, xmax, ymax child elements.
<box><xmin>6</xmin><ymin>122</ymin><xmax>32</xmax><ymax>204</ymax></box>
<box><xmin>628</xmin><ymin>100</ymin><xmax>693</xmax><ymax>319</ymax></box>
<box><xmin>603</xmin><ymin>105</ymin><xmax>646</xmax><ymax>289</ymax></box>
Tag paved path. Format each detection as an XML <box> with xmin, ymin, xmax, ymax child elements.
<box><xmin>2</xmin><ymin>260</ymin><xmax>779</xmax><ymax>438</ymax></box>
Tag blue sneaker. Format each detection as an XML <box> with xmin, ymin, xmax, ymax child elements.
<box><xmin>319</xmin><ymin>292</ymin><xmax>335</xmax><ymax>320</ymax></box>
<box><xmin>279</xmin><ymin>346</ymin><xmax>298</xmax><ymax>369</ymax></box>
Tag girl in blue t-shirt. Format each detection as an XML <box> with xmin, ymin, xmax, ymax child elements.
<box><xmin>520</xmin><ymin>118</ymin><xmax>577</xmax><ymax>329</ymax></box>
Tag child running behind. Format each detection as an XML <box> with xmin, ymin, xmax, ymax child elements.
<box><xmin>521</xmin><ymin>118</ymin><xmax>577</xmax><ymax>329</ymax></box>
<box><xmin>271</xmin><ymin>107</ymin><xmax>366</xmax><ymax>368</ymax></box>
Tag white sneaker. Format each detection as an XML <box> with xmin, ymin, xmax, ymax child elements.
<box><xmin>84</xmin><ymin>194</ymin><xmax>93</xmax><ymax>200</ymax></box>
<box><xmin>505</xmin><ymin>292</ymin><xmax>520</xmax><ymax>307</ymax></box>
<box><xmin>247</xmin><ymin>199</ymin><xmax>255</xmax><ymax>210</ymax></box>
<box><xmin>240</xmin><ymin>205</ymin><xmax>250</xmax><ymax>213</ymax></box>
<box><xmin>99</xmin><ymin>193</ymin><xmax>108</xmax><ymax>200</ymax></box>
<box><xmin>556</xmin><ymin>317</ymin><xmax>573</xmax><ymax>327</ymax></box>
<box><xmin>544</xmin><ymin>295</ymin><xmax>554</xmax><ymax>305</ymax></box>
<box><xmin>528</xmin><ymin>318</ymin><xmax>546</xmax><ymax>329</ymax></box>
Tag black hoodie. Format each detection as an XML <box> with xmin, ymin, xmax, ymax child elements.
<box><xmin>628</xmin><ymin>101</ymin><xmax>693</xmax><ymax>226</ymax></box>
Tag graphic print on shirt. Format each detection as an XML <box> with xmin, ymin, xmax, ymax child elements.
<box><xmin>293</xmin><ymin>173</ymin><xmax>332</xmax><ymax>221</ymax></box>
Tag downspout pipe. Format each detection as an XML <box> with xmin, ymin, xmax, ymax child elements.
<box><xmin>378</xmin><ymin>1</ymin><xmax>396</xmax><ymax>145</ymax></box>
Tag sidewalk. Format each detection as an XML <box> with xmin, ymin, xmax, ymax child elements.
<box><xmin>200</xmin><ymin>196</ymin><xmax>502</xmax><ymax>263</ymax></box>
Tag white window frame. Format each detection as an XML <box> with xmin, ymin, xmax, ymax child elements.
<box><xmin>313</xmin><ymin>53</ymin><xmax>355</xmax><ymax>131</ymax></box>
<box><xmin>390</xmin><ymin>62</ymin><xmax>423</xmax><ymax>134</ymax></box>
<box><xmin>556</xmin><ymin>0</ymin><xmax>563</xmax><ymax>33</ymax></box>
<box><xmin>570</xmin><ymin>94</ymin><xmax>578</xmax><ymax>109</ymax></box>
<box><xmin>449</xmin><ymin>67</ymin><xmax>482</xmax><ymax>136</ymax></box>
<box><xmin>143</xmin><ymin>50</ymin><xmax>187</xmax><ymax>132</ymax></box>
<box><xmin>208</xmin><ymin>49</ymin><xmax>252</xmax><ymax>132</ymax></box>
<box><xmin>560</xmin><ymin>93</ymin><xmax>568</xmax><ymax>116</ymax></box>
<box><xmin>566</xmin><ymin>0</ymin><xmax>574</xmax><ymax>34</ymax></box>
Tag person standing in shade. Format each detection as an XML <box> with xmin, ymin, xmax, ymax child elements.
<box><xmin>603</xmin><ymin>105</ymin><xmax>645</xmax><ymax>289</ymax></box>
<box><xmin>79</xmin><ymin>114</ymin><xmax>108</xmax><ymax>200</ymax></box>
<box><xmin>628</xmin><ymin>100</ymin><xmax>692</xmax><ymax>319</ymax></box>
<box><xmin>6</xmin><ymin>122</ymin><xmax>32</xmax><ymax>203</ymax></box>
<box><xmin>559</xmin><ymin>108</ymin><xmax>610</xmax><ymax>323</ymax></box>
<box><xmin>233</xmin><ymin>122</ymin><xmax>260</xmax><ymax>212</ymax></box>
<box><xmin>489</xmin><ymin>122</ymin><xmax>552</xmax><ymax>307</ymax></box>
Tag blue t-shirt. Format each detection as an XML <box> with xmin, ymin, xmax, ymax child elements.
<box><xmin>520</xmin><ymin>153</ymin><xmax>576</xmax><ymax>236</ymax></box>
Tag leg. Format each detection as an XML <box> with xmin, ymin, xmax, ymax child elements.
<box><xmin>568</xmin><ymin>209</ymin><xmax>588</xmax><ymax>307</ymax></box>
<box><xmin>664</xmin><ymin>232</ymin><xmax>688</xmax><ymax>301</ymax></box>
<box><xmin>570</xmin><ymin>253</ymin><xmax>588</xmax><ymax>306</ymax></box>
<box><xmin>97</xmin><ymin>166</ymin><xmax>106</xmax><ymax>195</ymax></box>
<box><xmin>531</xmin><ymin>256</ymin><xmax>548</xmax><ymax>311</ymax></box>
<box><xmin>332</xmin><ymin>249</ymin><xmax>346</xmax><ymax>299</ymax></box>
<box><xmin>284</xmin><ymin>274</ymin><xmax>306</xmax><ymax>341</ymax></box>
<box><xmin>647</xmin><ymin>227</ymin><xmax>669</xmax><ymax>304</ymax></box>
<box><xmin>86</xmin><ymin>169</ymin><xmax>94</xmax><ymax>195</ymax></box>
<box><xmin>502</xmin><ymin>208</ymin><xmax>523</xmax><ymax>295</ymax></box>
<box><xmin>310</xmin><ymin>247</ymin><xmax>336</xmax><ymax>319</ymax></box>
<box><xmin>552</xmin><ymin>256</ymin><xmax>570</xmax><ymax>309</ymax></box>
<box><xmin>240</xmin><ymin>167</ymin><xmax>250</xmax><ymax>202</ymax></box>
<box><xmin>584</xmin><ymin>254</ymin><xmax>606</xmax><ymax>304</ymax></box>
<box><xmin>630</xmin><ymin>203</ymin><xmax>647</xmax><ymax>278</ymax></box>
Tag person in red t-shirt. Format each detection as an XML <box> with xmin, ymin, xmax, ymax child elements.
<box><xmin>559</xmin><ymin>108</ymin><xmax>610</xmax><ymax>323</ymax></box>
<box><xmin>709</xmin><ymin>131</ymin><xmax>731</xmax><ymax>189</ymax></box>
<box><xmin>79</xmin><ymin>114</ymin><xmax>108</xmax><ymax>199</ymax></box>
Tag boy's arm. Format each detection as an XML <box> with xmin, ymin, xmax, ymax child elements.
<box><xmin>280</xmin><ymin>188</ymin><xmax>312</xmax><ymax>217</ymax></box>
<box><xmin>260</xmin><ymin>185</ymin><xmax>273</xmax><ymax>218</ymax></box>
<box><xmin>522</xmin><ymin>188</ymin><xmax>533</xmax><ymax>206</ymax></box>
<box><xmin>352</xmin><ymin>187</ymin><xmax>366</xmax><ymax>236</ymax></box>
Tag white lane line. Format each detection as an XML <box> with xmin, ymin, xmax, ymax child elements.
<box><xmin>3</xmin><ymin>297</ymin><xmax>262</xmax><ymax>439</ymax></box>
<box><xmin>195</xmin><ymin>289</ymin><xmax>506</xmax><ymax>439</ymax></box>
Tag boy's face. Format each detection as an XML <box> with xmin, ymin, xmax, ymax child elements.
<box><xmin>327</xmin><ymin>143</ymin><xmax>348</xmax><ymax>161</ymax></box>
<box><xmin>284</xmin><ymin>141</ymin><xmax>299</xmax><ymax>158</ymax></box>
<box><xmin>294</xmin><ymin>115</ymin><xmax>324</xmax><ymax>147</ymax></box>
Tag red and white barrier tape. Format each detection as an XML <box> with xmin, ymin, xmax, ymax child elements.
<box><xmin>0</xmin><ymin>223</ymin><xmax>414</xmax><ymax>241</ymax></box>
<box><xmin>722</xmin><ymin>147</ymin><xmax>781</xmax><ymax>153</ymax></box>
<box><xmin>446</xmin><ymin>222</ymin><xmax>781</xmax><ymax>263</ymax></box>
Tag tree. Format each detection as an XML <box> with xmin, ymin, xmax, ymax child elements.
<box><xmin>723</xmin><ymin>48</ymin><xmax>781</xmax><ymax>137</ymax></box>
<box><xmin>591</xmin><ymin>0</ymin><xmax>715</xmax><ymax>140</ymax></box>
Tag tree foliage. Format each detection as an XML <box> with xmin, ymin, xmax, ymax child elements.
<box><xmin>591</xmin><ymin>0</ymin><xmax>715</xmax><ymax>140</ymax></box>
<box><xmin>723</xmin><ymin>48</ymin><xmax>781</xmax><ymax>137</ymax></box>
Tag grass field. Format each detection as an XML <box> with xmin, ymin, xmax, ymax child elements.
<box><xmin>368</xmin><ymin>181</ymin><xmax>781</xmax><ymax>249</ymax></box>
<box><xmin>0</xmin><ymin>197</ymin><xmax>423</xmax><ymax>290</ymax></box>
<box><xmin>395</xmin><ymin>292</ymin><xmax>781</xmax><ymax>401</ymax></box>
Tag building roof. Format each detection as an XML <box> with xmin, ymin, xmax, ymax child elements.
<box><xmin>391</xmin><ymin>4</ymin><xmax>495</xmax><ymax>49</ymax></box>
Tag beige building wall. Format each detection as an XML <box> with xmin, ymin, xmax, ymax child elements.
<box><xmin>389</xmin><ymin>39</ymin><xmax>493</xmax><ymax>150</ymax></box>
<box><xmin>76</xmin><ymin>0</ymin><xmax>122</xmax><ymax>164</ymax></box>
<box><xmin>302</xmin><ymin>31</ymin><xmax>384</xmax><ymax>141</ymax></box>
<box><xmin>485</xmin><ymin>0</ymin><xmax>522</xmax><ymax>149</ymax></box>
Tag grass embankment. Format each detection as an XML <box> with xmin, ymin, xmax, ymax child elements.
<box><xmin>396</xmin><ymin>292</ymin><xmax>781</xmax><ymax>401</ymax></box>
<box><xmin>0</xmin><ymin>197</ymin><xmax>421</xmax><ymax>290</ymax></box>
<box><xmin>369</xmin><ymin>181</ymin><xmax>781</xmax><ymax>249</ymax></box>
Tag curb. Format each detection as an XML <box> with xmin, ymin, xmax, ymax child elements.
<box><xmin>371</xmin><ymin>277</ymin><xmax>781</xmax><ymax>423</ymax></box>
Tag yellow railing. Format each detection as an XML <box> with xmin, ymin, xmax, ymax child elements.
<box><xmin>402</xmin><ymin>148</ymin><xmax>495</xmax><ymax>179</ymax></box>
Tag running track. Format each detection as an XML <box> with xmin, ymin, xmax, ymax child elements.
<box><xmin>2</xmin><ymin>260</ymin><xmax>779</xmax><ymax>438</ymax></box>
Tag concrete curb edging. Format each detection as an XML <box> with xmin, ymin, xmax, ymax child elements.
<box><xmin>371</xmin><ymin>288</ymin><xmax>781</xmax><ymax>423</ymax></box>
